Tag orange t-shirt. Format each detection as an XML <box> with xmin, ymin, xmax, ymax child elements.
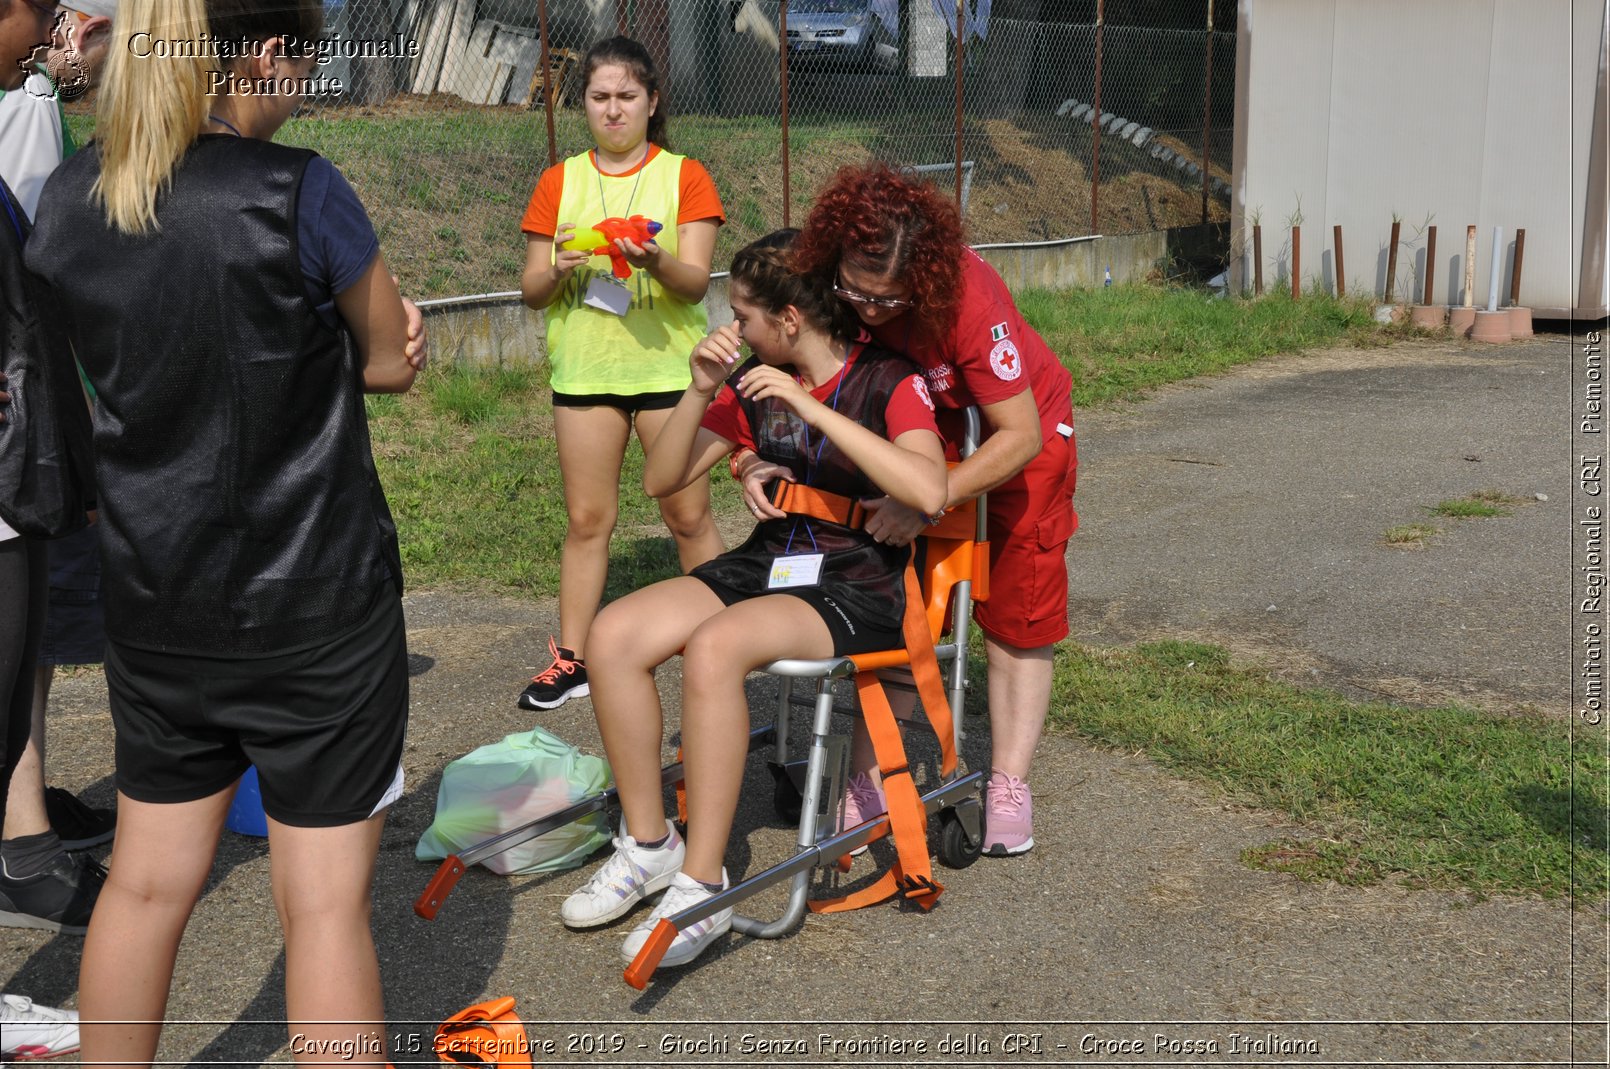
<box><xmin>519</xmin><ymin>145</ymin><xmax>725</xmax><ymax>237</ymax></box>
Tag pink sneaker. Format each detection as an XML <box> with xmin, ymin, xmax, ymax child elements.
<box><xmin>982</xmin><ymin>771</ymin><xmax>1034</xmax><ymax>856</ymax></box>
<box><xmin>839</xmin><ymin>773</ymin><xmax>886</xmax><ymax>857</ymax></box>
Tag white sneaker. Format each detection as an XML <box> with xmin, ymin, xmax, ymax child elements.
<box><xmin>0</xmin><ymin>993</ymin><xmax>80</xmax><ymax>1061</ymax></box>
<box><xmin>620</xmin><ymin>870</ymin><xmax>732</xmax><ymax>968</ymax></box>
<box><xmin>560</xmin><ymin>820</ymin><xmax>684</xmax><ymax>929</ymax></box>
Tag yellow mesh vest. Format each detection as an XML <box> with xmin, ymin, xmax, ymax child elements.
<box><xmin>546</xmin><ymin>147</ymin><xmax>708</xmax><ymax>396</ymax></box>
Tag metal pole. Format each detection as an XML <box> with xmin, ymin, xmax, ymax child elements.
<box><xmin>1090</xmin><ymin>0</ymin><xmax>1104</xmax><ymax>234</ymax></box>
<box><xmin>1201</xmin><ymin>0</ymin><xmax>1213</xmax><ymax>225</ymax></box>
<box><xmin>1383</xmin><ymin>219</ymin><xmax>1401</xmax><ymax>302</ymax></box>
<box><xmin>1333</xmin><ymin>224</ymin><xmax>1345</xmax><ymax>297</ymax></box>
<box><xmin>539</xmin><ymin>0</ymin><xmax>556</xmax><ymax>167</ymax></box>
<box><xmin>1291</xmin><ymin>225</ymin><xmax>1301</xmax><ymax>300</ymax></box>
<box><xmin>954</xmin><ymin>0</ymin><xmax>966</xmax><ymax>209</ymax></box>
<box><xmin>1423</xmin><ymin>225</ymin><xmax>1437</xmax><ymax>305</ymax></box>
<box><xmin>781</xmin><ymin>0</ymin><xmax>791</xmax><ymax>227</ymax></box>
<box><xmin>1511</xmin><ymin>228</ymin><xmax>1526</xmax><ymax>306</ymax></box>
<box><xmin>1253</xmin><ymin>223</ymin><xmax>1263</xmax><ymax>296</ymax></box>
<box><xmin>1486</xmin><ymin>226</ymin><xmax>1503</xmax><ymax>312</ymax></box>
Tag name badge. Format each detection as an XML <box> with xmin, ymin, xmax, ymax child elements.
<box><xmin>767</xmin><ymin>553</ymin><xmax>825</xmax><ymax>589</ymax></box>
<box><xmin>583</xmin><ymin>275</ymin><xmax>632</xmax><ymax>316</ymax></box>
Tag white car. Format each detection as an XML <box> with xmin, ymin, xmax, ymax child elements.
<box><xmin>785</xmin><ymin>0</ymin><xmax>899</xmax><ymax>72</ymax></box>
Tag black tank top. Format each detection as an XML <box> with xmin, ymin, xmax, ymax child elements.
<box><xmin>693</xmin><ymin>345</ymin><xmax>922</xmax><ymax>638</ymax></box>
<box><xmin>29</xmin><ymin>137</ymin><xmax>402</xmax><ymax>655</ymax></box>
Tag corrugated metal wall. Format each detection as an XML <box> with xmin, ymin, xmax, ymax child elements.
<box><xmin>1231</xmin><ymin>0</ymin><xmax>1606</xmax><ymax>318</ymax></box>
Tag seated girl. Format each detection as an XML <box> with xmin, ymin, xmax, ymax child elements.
<box><xmin>560</xmin><ymin>230</ymin><xmax>946</xmax><ymax>968</ymax></box>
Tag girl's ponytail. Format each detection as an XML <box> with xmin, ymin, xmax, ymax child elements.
<box><xmin>94</xmin><ymin>0</ymin><xmax>326</xmax><ymax>235</ymax></box>
<box><xmin>94</xmin><ymin>0</ymin><xmax>214</xmax><ymax>234</ymax></box>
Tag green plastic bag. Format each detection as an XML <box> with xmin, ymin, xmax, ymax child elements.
<box><xmin>416</xmin><ymin>726</ymin><xmax>612</xmax><ymax>876</ymax></box>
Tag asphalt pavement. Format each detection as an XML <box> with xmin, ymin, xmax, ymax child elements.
<box><xmin>4</xmin><ymin>333</ymin><xmax>1602</xmax><ymax>1067</ymax></box>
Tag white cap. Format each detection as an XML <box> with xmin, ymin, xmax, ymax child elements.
<box><xmin>62</xmin><ymin>0</ymin><xmax>117</xmax><ymax>18</ymax></box>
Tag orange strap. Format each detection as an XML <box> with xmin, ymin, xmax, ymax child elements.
<box><xmin>435</xmin><ymin>996</ymin><xmax>533</xmax><ymax>1068</ymax></box>
<box><xmin>767</xmin><ymin>481</ymin><xmax>868</xmax><ymax>528</ymax></box>
<box><xmin>766</xmin><ymin>480</ymin><xmax>976</xmax><ymax>540</ymax></box>
<box><xmin>808</xmin><ymin>661</ymin><xmax>943</xmax><ymax>913</ymax></box>
<box><xmin>764</xmin><ymin>483</ymin><xmax>963</xmax><ymax>915</ymax></box>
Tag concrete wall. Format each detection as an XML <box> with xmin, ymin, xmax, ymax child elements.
<box><xmin>419</xmin><ymin>229</ymin><xmax>1168</xmax><ymax>366</ymax></box>
<box><xmin>1231</xmin><ymin>0</ymin><xmax>1607</xmax><ymax>318</ymax></box>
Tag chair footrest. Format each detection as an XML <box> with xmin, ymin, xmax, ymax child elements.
<box><xmin>715</xmin><ymin>769</ymin><xmax>986</xmax><ymax>937</ymax></box>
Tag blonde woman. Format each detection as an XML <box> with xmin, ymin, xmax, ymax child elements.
<box><xmin>27</xmin><ymin>0</ymin><xmax>424</xmax><ymax>1063</ymax></box>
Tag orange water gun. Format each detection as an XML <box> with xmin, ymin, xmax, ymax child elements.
<box><xmin>563</xmin><ymin>215</ymin><xmax>664</xmax><ymax>279</ymax></box>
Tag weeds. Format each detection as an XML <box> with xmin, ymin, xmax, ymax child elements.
<box><xmin>1383</xmin><ymin>523</ymin><xmax>1439</xmax><ymax>548</ymax></box>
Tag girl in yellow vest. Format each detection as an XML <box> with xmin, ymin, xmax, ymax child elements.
<box><xmin>518</xmin><ymin>36</ymin><xmax>726</xmax><ymax>711</ymax></box>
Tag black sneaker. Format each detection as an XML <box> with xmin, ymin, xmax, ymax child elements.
<box><xmin>45</xmin><ymin>787</ymin><xmax>115</xmax><ymax>850</ymax></box>
<box><xmin>517</xmin><ymin>637</ymin><xmax>589</xmax><ymax>710</ymax></box>
<box><xmin>0</xmin><ymin>852</ymin><xmax>106</xmax><ymax>935</ymax></box>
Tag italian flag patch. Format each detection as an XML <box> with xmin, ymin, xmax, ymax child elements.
<box><xmin>990</xmin><ymin>322</ymin><xmax>1009</xmax><ymax>341</ymax></box>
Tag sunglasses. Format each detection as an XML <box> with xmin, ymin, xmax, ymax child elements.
<box><xmin>19</xmin><ymin>0</ymin><xmax>61</xmax><ymax>21</ymax></box>
<box><xmin>833</xmin><ymin>273</ymin><xmax>913</xmax><ymax>311</ymax></box>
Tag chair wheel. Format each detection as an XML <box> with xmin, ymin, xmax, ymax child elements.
<box><xmin>771</xmin><ymin>767</ymin><xmax>803</xmax><ymax>824</ymax></box>
<box><xmin>937</xmin><ymin>807</ymin><xmax>981</xmax><ymax>869</ymax></box>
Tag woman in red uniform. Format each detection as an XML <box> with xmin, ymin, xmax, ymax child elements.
<box><xmin>738</xmin><ymin>163</ymin><xmax>1077</xmax><ymax>856</ymax></box>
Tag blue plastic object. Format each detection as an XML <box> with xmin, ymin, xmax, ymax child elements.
<box><xmin>227</xmin><ymin>766</ymin><xmax>269</xmax><ymax>837</ymax></box>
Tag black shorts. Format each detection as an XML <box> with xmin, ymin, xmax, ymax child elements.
<box><xmin>693</xmin><ymin>575</ymin><xmax>903</xmax><ymax>657</ymax></box>
<box><xmin>39</xmin><ymin>524</ymin><xmax>104</xmax><ymax>666</ymax></box>
<box><xmin>105</xmin><ymin>591</ymin><xmax>409</xmax><ymax>827</ymax></box>
<box><xmin>551</xmin><ymin>389</ymin><xmax>683</xmax><ymax>414</ymax></box>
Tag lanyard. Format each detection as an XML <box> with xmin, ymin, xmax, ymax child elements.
<box><xmin>783</xmin><ymin>351</ymin><xmax>850</xmax><ymax>555</ymax></box>
<box><xmin>593</xmin><ymin>148</ymin><xmax>645</xmax><ymax>223</ymax></box>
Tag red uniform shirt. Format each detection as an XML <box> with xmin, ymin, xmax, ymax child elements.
<box><xmin>869</xmin><ymin>249</ymin><xmax>1078</xmax><ymax>649</ymax></box>
<box><xmin>868</xmin><ymin>249</ymin><xmax>1073</xmax><ymax>442</ymax></box>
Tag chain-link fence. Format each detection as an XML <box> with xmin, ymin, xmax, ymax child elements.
<box><xmin>281</xmin><ymin>0</ymin><xmax>1234</xmax><ymax>299</ymax></box>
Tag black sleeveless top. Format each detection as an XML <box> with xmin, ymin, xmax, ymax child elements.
<box><xmin>28</xmin><ymin>137</ymin><xmax>402</xmax><ymax>655</ymax></box>
<box><xmin>693</xmin><ymin>346</ymin><xmax>925</xmax><ymax>639</ymax></box>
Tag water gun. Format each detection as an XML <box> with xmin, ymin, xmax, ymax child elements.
<box><xmin>563</xmin><ymin>215</ymin><xmax>664</xmax><ymax>279</ymax></box>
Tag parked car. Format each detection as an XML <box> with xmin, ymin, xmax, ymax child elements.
<box><xmin>785</xmin><ymin>0</ymin><xmax>899</xmax><ymax>72</ymax></box>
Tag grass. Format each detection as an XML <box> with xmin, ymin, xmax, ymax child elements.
<box><xmin>367</xmin><ymin>360</ymin><xmax>744</xmax><ymax>599</ymax></box>
<box><xmin>64</xmin><ymin>107</ymin><xmax>879</xmax><ymax>298</ymax></box>
<box><xmin>1049</xmin><ymin>640</ymin><xmax>1607</xmax><ymax>902</ymax></box>
<box><xmin>1428</xmin><ymin>490</ymin><xmax>1524</xmax><ymax>519</ymax></box>
<box><xmin>1019</xmin><ymin>286</ymin><xmax>1404</xmax><ymax>409</ymax></box>
<box><xmin>1383</xmin><ymin>523</ymin><xmax>1439</xmax><ymax>548</ymax></box>
<box><xmin>62</xmin><ymin>103</ymin><xmax>1231</xmax><ymax>299</ymax></box>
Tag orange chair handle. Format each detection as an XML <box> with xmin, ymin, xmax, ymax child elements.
<box><xmin>623</xmin><ymin>919</ymin><xmax>678</xmax><ymax>989</ymax></box>
<box><xmin>414</xmin><ymin>856</ymin><xmax>466</xmax><ymax>920</ymax></box>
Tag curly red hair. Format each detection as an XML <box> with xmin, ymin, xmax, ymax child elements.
<box><xmin>792</xmin><ymin>162</ymin><xmax>966</xmax><ymax>336</ymax></box>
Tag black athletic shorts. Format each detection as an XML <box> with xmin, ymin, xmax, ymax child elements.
<box><xmin>105</xmin><ymin>590</ymin><xmax>408</xmax><ymax>827</ymax></box>
<box><xmin>693</xmin><ymin>575</ymin><xmax>903</xmax><ymax>657</ymax></box>
<box><xmin>551</xmin><ymin>388</ymin><xmax>683</xmax><ymax>414</ymax></box>
<box><xmin>39</xmin><ymin>523</ymin><xmax>104</xmax><ymax>666</ymax></box>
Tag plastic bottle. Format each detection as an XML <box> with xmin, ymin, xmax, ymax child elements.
<box><xmin>1104</xmin><ymin>266</ymin><xmax>1112</xmax><ymax>288</ymax></box>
